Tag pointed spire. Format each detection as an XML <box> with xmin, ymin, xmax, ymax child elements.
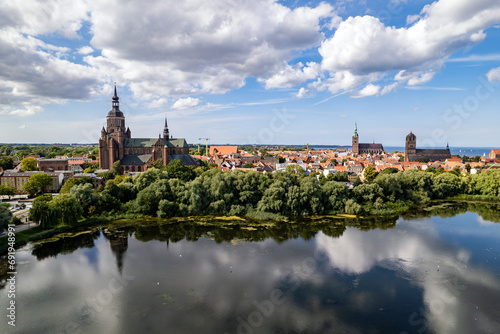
<box><xmin>113</xmin><ymin>82</ymin><xmax>118</xmax><ymax>101</ymax></box>
<box><xmin>163</xmin><ymin>113</ymin><xmax>170</xmax><ymax>140</ymax></box>
<box><xmin>353</xmin><ymin>122</ymin><xmax>358</xmax><ymax>137</ymax></box>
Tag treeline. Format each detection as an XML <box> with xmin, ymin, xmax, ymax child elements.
<box><xmin>27</xmin><ymin>160</ymin><xmax>500</xmax><ymax>229</ymax></box>
<box><xmin>0</xmin><ymin>144</ymin><xmax>97</xmax><ymax>160</ymax></box>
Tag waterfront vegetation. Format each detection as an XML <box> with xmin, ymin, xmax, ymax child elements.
<box><xmin>2</xmin><ymin>160</ymin><xmax>500</xmax><ymax>254</ymax></box>
<box><xmin>26</xmin><ymin>161</ymin><xmax>500</xmax><ymax>225</ymax></box>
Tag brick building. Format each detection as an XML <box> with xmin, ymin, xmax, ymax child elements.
<box><xmin>98</xmin><ymin>86</ymin><xmax>197</xmax><ymax>172</ymax></box>
<box><xmin>404</xmin><ymin>132</ymin><xmax>451</xmax><ymax>162</ymax></box>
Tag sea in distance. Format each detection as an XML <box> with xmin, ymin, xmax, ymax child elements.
<box><xmin>308</xmin><ymin>146</ymin><xmax>495</xmax><ymax>157</ymax></box>
<box><xmin>1</xmin><ymin>202</ymin><xmax>500</xmax><ymax>333</ymax></box>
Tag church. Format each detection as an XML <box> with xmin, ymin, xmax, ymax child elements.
<box><xmin>351</xmin><ymin>123</ymin><xmax>384</xmax><ymax>155</ymax></box>
<box><xmin>98</xmin><ymin>86</ymin><xmax>198</xmax><ymax>172</ymax></box>
<box><xmin>404</xmin><ymin>132</ymin><xmax>451</xmax><ymax>162</ymax></box>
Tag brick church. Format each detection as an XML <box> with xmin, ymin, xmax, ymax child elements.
<box><xmin>351</xmin><ymin>123</ymin><xmax>384</xmax><ymax>155</ymax></box>
<box><xmin>98</xmin><ymin>86</ymin><xmax>198</xmax><ymax>172</ymax></box>
<box><xmin>404</xmin><ymin>132</ymin><xmax>451</xmax><ymax>162</ymax></box>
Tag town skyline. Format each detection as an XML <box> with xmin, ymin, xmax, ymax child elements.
<box><xmin>1</xmin><ymin>0</ymin><xmax>500</xmax><ymax>146</ymax></box>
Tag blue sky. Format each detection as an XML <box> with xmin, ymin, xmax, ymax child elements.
<box><xmin>1</xmin><ymin>0</ymin><xmax>500</xmax><ymax>147</ymax></box>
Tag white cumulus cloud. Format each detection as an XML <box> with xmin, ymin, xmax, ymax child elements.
<box><xmin>486</xmin><ymin>67</ymin><xmax>500</xmax><ymax>82</ymax></box>
<box><xmin>317</xmin><ymin>0</ymin><xmax>500</xmax><ymax>96</ymax></box>
<box><xmin>172</xmin><ymin>97</ymin><xmax>200</xmax><ymax>110</ymax></box>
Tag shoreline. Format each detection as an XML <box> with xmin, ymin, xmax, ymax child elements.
<box><xmin>1</xmin><ymin>196</ymin><xmax>499</xmax><ymax>256</ymax></box>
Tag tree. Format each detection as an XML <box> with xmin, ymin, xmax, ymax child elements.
<box><xmin>243</xmin><ymin>163</ymin><xmax>254</xmax><ymax>168</ymax></box>
<box><xmin>278</xmin><ymin>156</ymin><xmax>286</xmax><ymax>163</ymax></box>
<box><xmin>0</xmin><ymin>185</ymin><xmax>15</xmax><ymax>196</ymax></box>
<box><xmin>0</xmin><ymin>204</ymin><xmax>12</xmax><ymax>232</ymax></box>
<box><xmin>70</xmin><ymin>183</ymin><xmax>98</xmax><ymax>216</ymax></box>
<box><xmin>285</xmin><ymin>164</ymin><xmax>305</xmax><ymax>177</ymax></box>
<box><xmin>83</xmin><ymin>167</ymin><xmax>95</xmax><ymax>173</ymax></box>
<box><xmin>23</xmin><ymin>173</ymin><xmax>53</xmax><ymax>197</ymax></box>
<box><xmin>21</xmin><ymin>157</ymin><xmax>39</xmax><ymax>171</ymax></box>
<box><xmin>166</xmin><ymin>160</ymin><xmax>195</xmax><ymax>181</ymax></box>
<box><xmin>450</xmin><ymin>166</ymin><xmax>461</xmax><ymax>176</ymax></box>
<box><xmin>0</xmin><ymin>156</ymin><xmax>14</xmax><ymax>170</ymax></box>
<box><xmin>29</xmin><ymin>195</ymin><xmax>60</xmax><ymax>229</ymax></box>
<box><xmin>52</xmin><ymin>194</ymin><xmax>83</xmax><ymax>226</ymax></box>
<box><xmin>148</xmin><ymin>159</ymin><xmax>163</xmax><ymax>169</ymax></box>
<box><xmin>60</xmin><ymin>177</ymin><xmax>92</xmax><ymax>193</ymax></box>
<box><xmin>111</xmin><ymin>161</ymin><xmax>123</xmax><ymax>176</ymax></box>
<box><xmin>363</xmin><ymin>165</ymin><xmax>378</xmax><ymax>181</ymax></box>
<box><xmin>465</xmin><ymin>163</ymin><xmax>471</xmax><ymax>174</ymax></box>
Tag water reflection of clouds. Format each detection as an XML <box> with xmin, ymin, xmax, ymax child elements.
<box><xmin>315</xmin><ymin>218</ymin><xmax>500</xmax><ymax>334</ymax></box>
<box><xmin>3</xmin><ymin>215</ymin><xmax>500</xmax><ymax>334</ymax></box>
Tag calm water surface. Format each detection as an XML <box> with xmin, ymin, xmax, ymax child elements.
<box><xmin>1</xmin><ymin>206</ymin><xmax>500</xmax><ymax>334</ymax></box>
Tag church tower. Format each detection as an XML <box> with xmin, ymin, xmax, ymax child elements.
<box><xmin>405</xmin><ymin>132</ymin><xmax>416</xmax><ymax>162</ymax></box>
<box><xmin>99</xmin><ymin>85</ymin><xmax>130</xmax><ymax>169</ymax></box>
<box><xmin>352</xmin><ymin>123</ymin><xmax>359</xmax><ymax>154</ymax></box>
<box><xmin>163</xmin><ymin>116</ymin><xmax>170</xmax><ymax>140</ymax></box>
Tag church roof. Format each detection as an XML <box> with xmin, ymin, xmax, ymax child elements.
<box><xmin>124</xmin><ymin>138</ymin><xmax>160</xmax><ymax>147</ymax></box>
<box><xmin>123</xmin><ymin>137</ymin><xmax>189</xmax><ymax>148</ymax></box>
<box><xmin>416</xmin><ymin>148</ymin><xmax>450</xmax><ymax>155</ymax></box>
<box><xmin>120</xmin><ymin>154</ymin><xmax>153</xmax><ymax>165</ymax></box>
<box><xmin>168</xmin><ymin>154</ymin><xmax>199</xmax><ymax>166</ymax></box>
<box><xmin>359</xmin><ymin>143</ymin><xmax>384</xmax><ymax>150</ymax></box>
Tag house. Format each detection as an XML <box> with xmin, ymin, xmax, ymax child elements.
<box><xmin>209</xmin><ymin>146</ymin><xmax>238</xmax><ymax>157</ymax></box>
<box><xmin>488</xmin><ymin>149</ymin><xmax>500</xmax><ymax>159</ymax></box>
<box><xmin>0</xmin><ymin>171</ymin><xmax>64</xmax><ymax>194</ymax></box>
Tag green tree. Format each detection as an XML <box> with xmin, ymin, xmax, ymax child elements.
<box><xmin>52</xmin><ymin>194</ymin><xmax>82</xmax><ymax>226</ymax></box>
<box><xmin>111</xmin><ymin>161</ymin><xmax>123</xmax><ymax>175</ymax></box>
<box><xmin>23</xmin><ymin>173</ymin><xmax>53</xmax><ymax>196</ymax></box>
<box><xmin>278</xmin><ymin>156</ymin><xmax>286</xmax><ymax>163</ymax></box>
<box><xmin>363</xmin><ymin>165</ymin><xmax>378</xmax><ymax>181</ymax></box>
<box><xmin>0</xmin><ymin>185</ymin><xmax>15</xmax><ymax>196</ymax></box>
<box><xmin>242</xmin><ymin>162</ymin><xmax>254</xmax><ymax>168</ymax></box>
<box><xmin>0</xmin><ymin>204</ymin><xmax>12</xmax><ymax>232</ymax></box>
<box><xmin>60</xmin><ymin>177</ymin><xmax>92</xmax><ymax>193</ymax></box>
<box><xmin>29</xmin><ymin>195</ymin><xmax>60</xmax><ymax>229</ymax></box>
<box><xmin>465</xmin><ymin>163</ymin><xmax>471</xmax><ymax>174</ymax></box>
<box><xmin>166</xmin><ymin>160</ymin><xmax>195</xmax><ymax>181</ymax></box>
<box><xmin>285</xmin><ymin>164</ymin><xmax>305</xmax><ymax>177</ymax></box>
<box><xmin>322</xmin><ymin>181</ymin><xmax>349</xmax><ymax>213</ymax></box>
<box><xmin>21</xmin><ymin>157</ymin><xmax>39</xmax><ymax>171</ymax></box>
<box><xmin>148</xmin><ymin>159</ymin><xmax>163</xmax><ymax>169</ymax></box>
<box><xmin>0</xmin><ymin>156</ymin><xmax>14</xmax><ymax>170</ymax></box>
<box><xmin>70</xmin><ymin>183</ymin><xmax>98</xmax><ymax>216</ymax></box>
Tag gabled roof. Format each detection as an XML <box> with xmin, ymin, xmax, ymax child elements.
<box><xmin>209</xmin><ymin>146</ymin><xmax>238</xmax><ymax>156</ymax></box>
<box><xmin>123</xmin><ymin>137</ymin><xmax>188</xmax><ymax>148</ymax></box>
<box><xmin>121</xmin><ymin>154</ymin><xmax>152</xmax><ymax>165</ymax></box>
<box><xmin>169</xmin><ymin>154</ymin><xmax>199</xmax><ymax>166</ymax></box>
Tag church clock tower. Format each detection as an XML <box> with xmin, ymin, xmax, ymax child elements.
<box><xmin>352</xmin><ymin>123</ymin><xmax>359</xmax><ymax>154</ymax></box>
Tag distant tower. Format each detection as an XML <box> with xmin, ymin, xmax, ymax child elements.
<box><xmin>352</xmin><ymin>122</ymin><xmax>359</xmax><ymax>154</ymax></box>
<box><xmin>163</xmin><ymin>116</ymin><xmax>169</xmax><ymax>140</ymax></box>
<box><xmin>405</xmin><ymin>132</ymin><xmax>417</xmax><ymax>162</ymax></box>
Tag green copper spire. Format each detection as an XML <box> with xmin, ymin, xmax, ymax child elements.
<box><xmin>353</xmin><ymin>122</ymin><xmax>358</xmax><ymax>137</ymax></box>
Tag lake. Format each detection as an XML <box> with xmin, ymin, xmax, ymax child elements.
<box><xmin>1</xmin><ymin>203</ymin><xmax>500</xmax><ymax>334</ymax></box>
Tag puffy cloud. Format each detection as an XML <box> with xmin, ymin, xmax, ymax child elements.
<box><xmin>318</xmin><ymin>0</ymin><xmax>500</xmax><ymax>95</ymax></box>
<box><xmin>263</xmin><ymin>62</ymin><xmax>320</xmax><ymax>89</ymax></box>
<box><xmin>486</xmin><ymin>67</ymin><xmax>500</xmax><ymax>82</ymax></box>
<box><xmin>86</xmin><ymin>0</ymin><xmax>336</xmax><ymax>97</ymax></box>
<box><xmin>296</xmin><ymin>87</ymin><xmax>309</xmax><ymax>99</ymax></box>
<box><xmin>77</xmin><ymin>46</ymin><xmax>94</xmax><ymax>55</ymax></box>
<box><xmin>172</xmin><ymin>97</ymin><xmax>200</xmax><ymax>110</ymax></box>
<box><xmin>352</xmin><ymin>84</ymin><xmax>380</xmax><ymax>98</ymax></box>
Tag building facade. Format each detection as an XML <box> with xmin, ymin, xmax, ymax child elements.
<box><xmin>0</xmin><ymin>171</ymin><xmax>63</xmax><ymax>194</ymax></box>
<box><xmin>404</xmin><ymin>132</ymin><xmax>452</xmax><ymax>162</ymax></box>
<box><xmin>98</xmin><ymin>86</ymin><xmax>197</xmax><ymax>172</ymax></box>
<box><xmin>351</xmin><ymin>123</ymin><xmax>384</xmax><ymax>155</ymax></box>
